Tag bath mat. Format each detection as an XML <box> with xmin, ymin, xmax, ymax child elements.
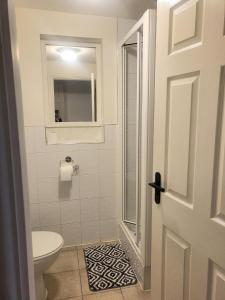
<box><xmin>83</xmin><ymin>243</ymin><xmax>137</xmax><ymax>291</ymax></box>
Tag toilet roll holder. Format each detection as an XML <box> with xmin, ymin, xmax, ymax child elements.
<box><xmin>62</xmin><ymin>156</ymin><xmax>79</xmax><ymax>175</ymax></box>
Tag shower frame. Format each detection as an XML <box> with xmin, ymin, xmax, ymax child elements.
<box><xmin>119</xmin><ymin>9</ymin><xmax>156</xmax><ymax>288</ymax></box>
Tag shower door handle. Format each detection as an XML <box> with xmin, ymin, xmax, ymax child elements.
<box><xmin>149</xmin><ymin>172</ymin><xmax>165</xmax><ymax>205</ymax></box>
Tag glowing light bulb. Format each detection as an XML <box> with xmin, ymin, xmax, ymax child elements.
<box><xmin>60</xmin><ymin>49</ymin><xmax>77</xmax><ymax>62</ymax></box>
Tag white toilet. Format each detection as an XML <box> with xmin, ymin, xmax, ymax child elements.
<box><xmin>32</xmin><ymin>231</ymin><xmax>64</xmax><ymax>300</ymax></box>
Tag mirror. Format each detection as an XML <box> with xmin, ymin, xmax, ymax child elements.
<box><xmin>44</xmin><ymin>42</ymin><xmax>100</xmax><ymax>124</ymax></box>
<box><xmin>54</xmin><ymin>79</ymin><xmax>96</xmax><ymax>122</ymax></box>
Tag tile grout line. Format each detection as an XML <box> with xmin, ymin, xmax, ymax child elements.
<box><xmin>76</xmin><ymin>248</ymin><xmax>84</xmax><ymax>299</ymax></box>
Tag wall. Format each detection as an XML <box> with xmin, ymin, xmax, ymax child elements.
<box><xmin>25</xmin><ymin>125</ymin><xmax>120</xmax><ymax>246</ymax></box>
<box><xmin>16</xmin><ymin>8</ymin><xmax>136</xmax><ymax>247</ymax></box>
<box><xmin>16</xmin><ymin>8</ymin><xmax>117</xmax><ymax>126</ymax></box>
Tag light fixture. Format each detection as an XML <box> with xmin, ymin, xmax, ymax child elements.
<box><xmin>57</xmin><ymin>47</ymin><xmax>79</xmax><ymax>62</ymax></box>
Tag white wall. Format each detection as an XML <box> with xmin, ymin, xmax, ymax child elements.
<box><xmin>16</xmin><ymin>8</ymin><xmax>118</xmax><ymax>126</ymax></box>
<box><xmin>16</xmin><ymin>9</ymin><xmax>136</xmax><ymax>247</ymax></box>
<box><xmin>25</xmin><ymin>125</ymin><xmax>120</xmax><ymax>246</ymax></box>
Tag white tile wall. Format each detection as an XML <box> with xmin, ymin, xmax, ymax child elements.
<box><xmin>99</xmin><ymin>197</ymin><xmax>117</xmax><ymax>220</ymax></box>
<box><xmin>100</xmin><ymin>220</ymin><xmax>118</xmax><ymax>241</ymax></box>
<box><xmin>25</xmin><ymin>125</ymin><xmax>120</xmax><ymax>246</ymax></box>
<box><xmin>61</xmin><ymin>222</ymin><xmax>81</xmax><ymax>246</ymax></box>
<box><xmin>81</xmin><ymin>198</ymin><xmax>99</xmax><ymax>222</ymax></box>
<box><xmin>61</xmin><ymin>200</ymin><xmax>81</xmax><ymax>224</ymax></box>
<box><xmin>80</xmin><ymin>174</ymin><xmax>99</xmax><ymax>199</ymax></box>
<box><xmin>30</xmin><ymin>204</ymin><xmax>40</xmax><ymax>227</ymax></box>
<box><xmin>81</xmin><ymin>221</ymin><xmax>100</xmax><ymax>244</ymax></box>
<box><xmin>38</xmin><ymin>178</ymin><xmax>59</xmax><ymax>203</ymax></box>
<box><xmin>39</xmin><ymin>202</ymin><xmax>61</xmax><ymax>226</ymax></box>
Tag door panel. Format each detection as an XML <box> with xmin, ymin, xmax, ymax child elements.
<box><xmin>166</xmin><ymin>74</ymin><xmax>199</xmax><ymax>203</ymax></box>
<box><xmin>212</xmin><ymin>68</ymin><xmax>225</xmax><ymax>223</ymax></box>
<box><xmin>169</xmin><ymin>0</ymin><xmax>204</xmax><ymax>53</ymax></box>
<box><xmin>163</xmin><ymin>229</ymin><xmax>191</xmax><ymax>300</ymax></box>
<box><xmin>152</xmin><ymin>0</ymin><xmax>225</xmax><ymax>299</ymax></box>
<box><xmin>208</xmin><ymin>262</ymin><xmax>225</xmax><ymax>300</ymax></box>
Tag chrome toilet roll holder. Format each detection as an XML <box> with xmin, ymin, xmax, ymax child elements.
<box><xmin>61</xmin><ymin>156</ymin><xmax>79</xmax><ymax>176</ymax></box>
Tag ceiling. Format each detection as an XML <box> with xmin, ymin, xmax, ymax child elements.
<box><xmin>14</xmin><ymin>0</ymin><xmax>156</xmax><ymax>19</ymax></box>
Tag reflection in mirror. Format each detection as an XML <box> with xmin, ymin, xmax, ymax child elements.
<box><xmin>45</xmin><ymin>44</ymin><xmax>97</xmax><ymax>123</ymax></box>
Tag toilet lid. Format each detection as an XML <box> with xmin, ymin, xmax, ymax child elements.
<box><xmin>32</xmin><ymin>231</ymin><xmax>64</xmax><ymax>260</ymax></box>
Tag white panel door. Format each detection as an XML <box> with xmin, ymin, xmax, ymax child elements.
<box><xmin>151</xmin><ymin>0</ymin><xmax>225</xmax><ymax>299</ymax></box>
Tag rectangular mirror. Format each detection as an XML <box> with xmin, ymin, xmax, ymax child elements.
<box><xmin>42</xmin><ymin>39</ymin><xmax>102</xmax><ymax>126</ymax></box>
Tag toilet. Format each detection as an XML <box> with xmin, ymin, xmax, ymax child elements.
<box><xmin>32</xmin><ymin>231</ymin><xmax>64</xmax><ymax>300</ymax></box>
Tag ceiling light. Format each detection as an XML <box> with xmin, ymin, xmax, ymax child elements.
<box><xmin>58</xmin><ymin>48</ymin><xmax>78</xmax><ymax>62</ymax></box>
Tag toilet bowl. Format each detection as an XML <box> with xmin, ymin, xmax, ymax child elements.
<box><xmin>32</xmin><ymin>231</ymin><xmax>64</xmax><ymax>300</ymax></box>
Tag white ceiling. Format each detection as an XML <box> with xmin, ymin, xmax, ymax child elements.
<box><xmin>14</xmin><ymin>0</ymin><xmax>157</xmax><ymax>19</ymax></box>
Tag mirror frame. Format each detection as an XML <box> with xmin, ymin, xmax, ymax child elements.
<box><xmin>41</xmin><ymin>39</ymin><xmax>102</xmax><ymax>127</ymax></box>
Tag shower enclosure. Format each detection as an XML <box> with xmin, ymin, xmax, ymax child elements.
<box><xmin>119</xmin><ymin>10</ymin><xmax>156</xmax><ymax>289</ymax></box>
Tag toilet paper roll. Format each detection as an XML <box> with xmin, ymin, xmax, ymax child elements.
<box><xmin>60</xmin><ymin>162</ymin><xmax>73</xmax><ymax>182</ymax></box>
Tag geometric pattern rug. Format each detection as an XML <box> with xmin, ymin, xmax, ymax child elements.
<box><xmin>83</xmin><ymin>243</ymin><xmax>137</xmax><ymax>292</ymax></box>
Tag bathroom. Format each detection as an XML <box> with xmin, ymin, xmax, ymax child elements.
<box><xmin>11</xmin><ymin>0</ymin><xmax>156</xmax><ymax>299</ymax></box>
<box><xmin>2</xmin><ymin>0</ymin><xmax>225</xmax><ymax>299</ymax></box>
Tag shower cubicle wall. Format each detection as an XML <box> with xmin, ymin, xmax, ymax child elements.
<box><xmin>118</xmin><ymin>10</ymin><xmax>156</xmax><ymax>289</ymax></box>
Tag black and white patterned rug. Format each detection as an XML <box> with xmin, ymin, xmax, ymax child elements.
<box><xmin>83</xmin><ymin>243</ymin><xmax>137</xmax><ymax>291</ymax></box>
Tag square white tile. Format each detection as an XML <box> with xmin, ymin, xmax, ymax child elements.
<box><xmin>24</xmin><ymin>127</ymin><xmax>36</xmax><ymax>154</ymax></box>
<box><xmin>41</xmin><ymin>224</ymin><xmax>61</xmax><ymax>234</ymax></box>
<box><xmin>100</xmin><ymin>220</ymin><xmax>118</xmax><ymax>241</ymax></box>
<box><xmin>99</xmin><ymin>173</ymin><xmax>116</xmax><ymax>198</ymax></box>
<box><xmin>80</xmin><ymin>174</ymin><xmax>99</xmax><ymax>199</ymax></box>
<box><xmin>28</xmin><ymin>176</ymin><xmax>38</xmax><ymax>204</ymax></box>
<box><xmin>70</xmin><ymin>175</ymin><xmax>80</xmax><ymax>200</ymax></box>
<box><xmin>98</xmin><ymin>149</ymin><xmax>117</xmax><ymax>174</ymax></box>
<box><xmin>61</xmin><ymin>222</ymin><xmax>81</xmax><ymax>246</ymax></box>
<box><xmin>78</xmin><ymin>149</ymin><xmax>98</xmax><ymax>174</ymax></box>
<box><xmin>61</xmin><ymin>200</ymin><xmax>81</xmax><ymax>224</ymax></box>
<box><xmin>81</xmin><ymin>198</ymin><xmax>99</xmax><ymax>222</ymax></box>
<box><xmin>30</xmin><ymin>204</ymin><xmax>40</xmax><ymax>228</ymax></box>
<box><xmin>36</xmin><ymin>152</ymin><xmax>59</xmax><ymax>179</ymax></box>
<box><xmin>99</xmin><ymin>197</ymin><xmax>116</xmax><ymax>220</ymax></box>
<box><xmin>38</xmin><ymin>177</ymin><xmax>59</xmax><ymax>203</ymax></box>
<box><xmin>26</xmin><ymin>153</ymin><xmax>37</xmax><ymax>182</ymax></box>
<box><xmin>81</xmin><ymin>221</ymin><xmax>100</xmax><ymax>244</ymax></box>
<box><xmin>39</xmin><ymin>202</ymin><xmax>60</xmax><ymax>226</ymax></box>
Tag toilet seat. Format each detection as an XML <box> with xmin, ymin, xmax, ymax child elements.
<box><xmin>32</xmin><ymin>231</ymin><xmax>64</xmax><ymax>262</ymax></box>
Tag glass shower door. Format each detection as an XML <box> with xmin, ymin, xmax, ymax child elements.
<box><xmin>124</xmin><ymin>36</ymin><xmax>138</xmax><ymax>239</ymax></box>
<box><xmin>123</xmin><ymin>29</ymin><xmax>143</xmax><ymax>246</ymax></box>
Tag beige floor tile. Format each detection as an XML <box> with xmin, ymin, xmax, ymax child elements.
<box><xmin>83</xmin><ymin>289</ymin><xmax>123</xmax><ymax>300</ymax></box>
<box><xmin>62</xmin><ymin>298</ymin><xmax>82</xmax><ymax>300</ymax></box>
<box><xmin>63</xmin><ymin>298</ymin><xmax>82</xmax><ymax>300</ymax></box>
<box><xmin>45</xmin><ymin>270</ymin><xmax>81</xmax><ymax>300</ymax></box>
<box><xmin>78</xmin><ymin>249</ymin><xmax>86</xmax><ymax>269</ymax></box>
<box><xmin>46</xmin><ymin>250</ymin><xmax>78</xmax><ymax>274</ymax></box>
<box><xmin>121</xmin><ymin>285</ymin><xmax>151</xmax><ymax>300</ymax></box>
<box><xmin>80</xmin><ymin>269</ymin><xmax>95</xmax><ymax>295</ymax></box>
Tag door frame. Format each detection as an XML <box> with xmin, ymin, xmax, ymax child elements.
<box><xmin>0</xmin><ymin>0</ymin><xmax>35</xmax><ymax>299</ymax></box>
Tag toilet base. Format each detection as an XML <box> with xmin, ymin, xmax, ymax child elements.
<box><xmin>35</xmin><ymin>271</ymin><xmax>48</xmax><ymax>300</ymax></box>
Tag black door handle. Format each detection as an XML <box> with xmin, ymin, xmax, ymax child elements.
<box><xmin>148</xmin><ymin>172</ymin><xmax>165</xmax><ymax>204</ymax></box>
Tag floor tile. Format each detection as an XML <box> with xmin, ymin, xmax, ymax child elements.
<box><xmin>80</xmin><ymin>268</ymin><xmax>122</xmax><ymax>296</ymax></box>
<box><xmin>83</xmin><ymin>289</ymin><xmax>123</xmax><ymax>300</ymax></box>
<box><xmin>121</xmin><ymin>285</ymin><xmax>151</xmax><ymax>300</ymax></box>
<box><xmin>78</xmin><ymin>249</ymin><xmax>86</xmax><ymax>269</ymax></box>
<box><xmin>46</xmin><ymin>250</ymin><xmax>78</xmax><ymax>274</ymax></box>
<box><xmin>63</xmin><ymin>298</ymin><xmax>82</xmax><ymax>300</ymax></box>
<box><xmin>80</xmin><ymin>268</ymin><xmax>94</xmax><ymax>295</ymax></box>
<box><xmin>45</xmin><ymin>270</ymin><xmax>81</xmax><ymax>299</ymax></box>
